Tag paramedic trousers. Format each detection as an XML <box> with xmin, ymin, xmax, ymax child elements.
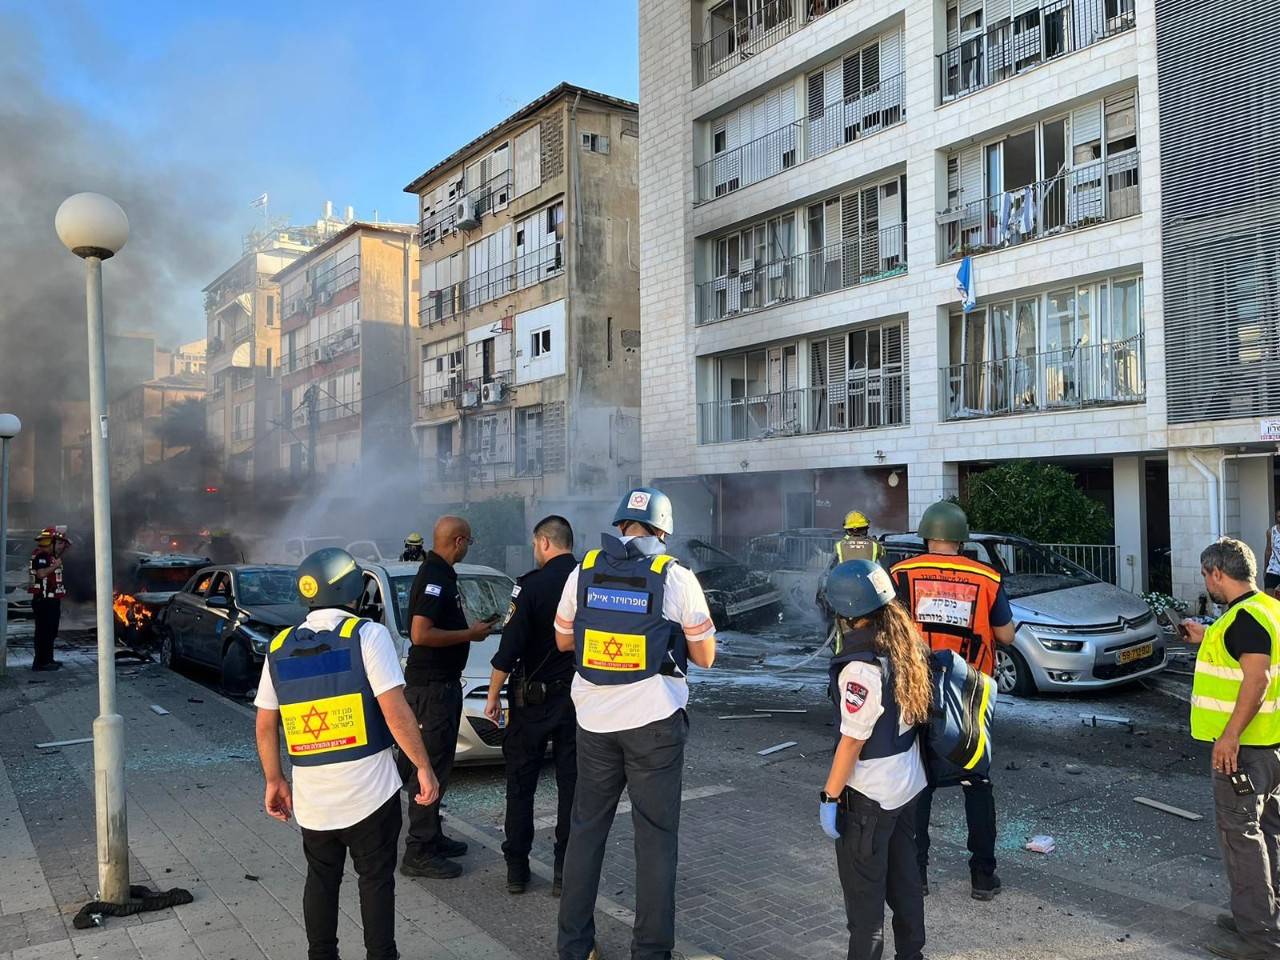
<box><xmin>835</xmin><ymin>792</ymin><xmax>926</xmax><ymax>960</ymax></box>
<box><xmin>1214</xmin><ymin>745</ymin><xmax>1280</xmax><ymax>954</ymax></box>
<box><xmin>300</xmin><ymin>792</ymin><xmax>402</xmax><ymax>960</ymax></box>
<box><xmin>557</xmin><ymin>710</ymin><xmax>688</xmax><ymax>960</ymax></box>
<box><xmin>914</xmin><ymin>778</ymin><xmax>997</xmax><ymax>878</ymax></box>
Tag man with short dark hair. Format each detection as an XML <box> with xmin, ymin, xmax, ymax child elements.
<box><xmin>485</xmin><ymin>515</ymin><xmax>578</xmax><ymax>895</ymax></box>
<box><xmin>398</xmin><ymin>516</ymin><xmax>500</xmax><ymax>880</ymax></box>
<box><xmin>1186</xmin><ymin>537</ymin><xmax>1280</xmax><ymax>960</ymax></box>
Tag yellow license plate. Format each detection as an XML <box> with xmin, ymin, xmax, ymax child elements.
<box><xmin>1117</xmin><ymin>642</ymin><xmax>1153</xmax><ymax>665</ymax></box>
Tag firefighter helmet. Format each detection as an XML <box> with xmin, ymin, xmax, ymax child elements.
<box><xmin>843</xmin><ymin>510</ymin><xmax>870</xmax><ymax>532</ymax></box>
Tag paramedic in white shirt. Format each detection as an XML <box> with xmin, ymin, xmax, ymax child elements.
<box><xmin>552</xmin><ymin>488</ymin><xmax>716</xmax><ymax>960</ymax></box>
<box><xmin>254</xmin><ymin>547</ymin><xmax>438</xmax><ymax>960</ymax></box>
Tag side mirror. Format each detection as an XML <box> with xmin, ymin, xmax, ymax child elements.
<box><xmin>205</xmin><ymin>595</ymin><xmax>229</xmax><ymax>609</ymax></box>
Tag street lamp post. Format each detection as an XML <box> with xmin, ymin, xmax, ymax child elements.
<box><xmin>0</xmin><ymin>414</ymin><xmax>20</xmax><ymax>679</ymax></box>
<box><xmin>54</xmin><ymin>193</ymin><xmax>130</xmax><ymax>904</ymax></box>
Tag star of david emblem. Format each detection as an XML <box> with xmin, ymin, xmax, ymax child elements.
<box><xmin>602</xmin><ymin>636</ymin><xmax>625</xmax><ymax>661</ymax></box>
<box><xmin>300</xmin><ymin>705</ymin><xmax>330</xmax><ymax>740</ymax></box>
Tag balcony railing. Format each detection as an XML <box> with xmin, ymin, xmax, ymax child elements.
<box><xmin>420</xmin><ymin>169</ymin><xmax>514</xmax><ymax>246</ymax></box>
<box><xmin>941</xmin><ymin>334</ymin><xmax>1145</xmax><ymax>421</ymax></box>
<box><xmin>1044</xmin><ymin>543</ymin><xmax>1119</xmax><ymax>584</ymax></box>
<box><xmin>938</xmin><ymin>152</ymin><xmax>1140</xmax><ymax>261</ymax></box>
<box><xmin>695</xmin><ymin>74</ymin><xmax>905</xmax><ymax>204</ymax></box>
<box><xmin>231</xmin><ymin>324</ymin><xmax>254</xmax><ymax>344</ymax></box>
<box><xmin>421</xmin><ymin>243</ymin><xmax>564</xmax><ymax>326</ymax></box>
<box><xmin>696</xmin><ymin>226</ymin><xmax>906</xmax><ymax>325</ymax></box>
<box><xmin>938</xmin><ymin>0</ymin><xmax>1136</xmax><ymax>102</ymax></box>
<box><xmin>693</xmin><ymin>0</ymin><xmax>799</xmax><ymax>87</ymax></box>
<box><xmin>312</xmin><ymin>256</ymin><xmax>360</xmax><ymax>301</ymax></box>
<box><xmin>417</xmin><ymin>377</ymin><xmax>463</xmax><ymax>420</ymax></box>
<box><xmin>698</xmin><ymin>373</ymin><xmax>906</xmax><ymax>444</ymax></box>
<box><xmin>279</xmin><ymin>327</ymin><xmax>361</xmax><ymax>375</ymax></box>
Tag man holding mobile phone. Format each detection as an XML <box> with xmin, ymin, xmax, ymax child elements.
<box><xmin>1186</xmin><ymin>537</ymin><xmax>1280</xmax><ymax>960</ymax></box>
<box><xmin>398</xmin><ymin>516</ymin><xmax>498</xmax><ymax>880</ymax></box>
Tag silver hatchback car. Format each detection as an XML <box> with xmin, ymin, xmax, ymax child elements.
<box><xmin>881</xmin><ymin>533</ymin><xmax>1165</xmax><ymax>695</ymax></box>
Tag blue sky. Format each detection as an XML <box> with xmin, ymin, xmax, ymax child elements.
<box><xmin>3</xmin><ymin>0</ymin><xmax>639</xmax><ymax>337</ymax></box>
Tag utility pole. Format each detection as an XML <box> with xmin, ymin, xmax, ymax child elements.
<box><xmin>305</xmin><ymin>385</ymin><xmax>318</xmax><ymax>483</ymax></box>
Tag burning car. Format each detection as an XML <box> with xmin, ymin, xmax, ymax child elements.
<box><xmin>666</xmin><ymin>537</ymin><xmax>782</xmax><ymax>630</ymax></box>
<box><xmin>113</xmin><ymin>552</ymin><xmax>210</xmax><ymax>650</ymax></box>
<box><xmin>156</xmin><ymin>564</ymin><xmax>305</xmax><ymax>696</ymax></box>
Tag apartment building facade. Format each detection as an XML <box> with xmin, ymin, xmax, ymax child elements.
<box><xmin>274</xmin><ymin>222</ymin><xmax>419</xmax><ymax>482</ymax></box>
<box><xmin>641</xmin><ymin>0</ymin><xmax>1280</xmax><ymax>602</ymax></box>
<box><xmin>404</xmin><ymin>83</ymin><xmax>642</xmax><ymax>513</ymax></box>
<box><xmin>204</xmin><ymin>211</ymin><xmax>349</xmax><ymax>487</ymax></box>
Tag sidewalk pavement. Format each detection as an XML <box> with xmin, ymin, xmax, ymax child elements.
<box><xmin>0</xmin><ymin>643</ymin><xmax>524</xmax><ymax>960</ymax></box>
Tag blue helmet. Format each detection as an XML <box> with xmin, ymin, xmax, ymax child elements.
<box><xmin>612</xmin><ymin>486</ymin><xmax>674</xmax><ymax>536</ymax></box>
<box><xmin>826</xmin><ymin>559</ymin><xmax>897</xmax><ymax>619</ymax></box>
<box><xmin>296</xmin><ymin>547</ymin><xmax>364</xmax><ymax>610</ymax></box>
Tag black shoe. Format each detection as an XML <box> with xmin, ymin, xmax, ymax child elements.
<box><xmin>506</xmin><ymin>860</ymin><xmax>530</xmax><ymax>895</ymax></box>
<box><xmin>31</xmin><ymin>661</ymin><xmax>62</xmax><ymax>672</ymax></box>
<box><xmin>920</xmin><ymin>869</ymin><xmax>929</xmax><ymax>897</ymax></box>
<box><xmin>400</xmin><ymin>854</ymin><xmax>462</xmax><ymax>879</ymax></box>
<box><xmin>971</xmin><ymin>872</ymin><xmax>1002</xmax><ymax>901</ymax></box>
<box><xmin>1218</xmin><ymin>914</ymin><xmax>1239</xmax><ymax>935</ymax></box>
<box><xmin>433</xmin><ymin>835</ymin><xmax>468</xmax><ymax>858</ymax></box>
<box><xmin>1206</xmin><ymin>932</ymin><xmax>1274</xmax><ymax>960</ymax></box>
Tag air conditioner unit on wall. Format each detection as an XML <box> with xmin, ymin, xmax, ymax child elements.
<box><xmin>456</xmin><ymin>197</ymin><xmax>480</xmax><ymax>230</ymax></box>
<box><xmin>461</xmin><ymin>388</ymin><xmax>480</xmax><ymax>408</ymax></box>
<box><xmin>481</xmin><ymin>380</ymin><xmax>505</xmax><ymax>404</ymax></box>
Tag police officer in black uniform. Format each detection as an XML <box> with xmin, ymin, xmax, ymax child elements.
<box><xmin>484</xmin><ymin>515</ymin><xmax>578</xmax><ymax>896</ymax></box>
<box><xmin>398</xmin><ymin>516</ymin><xmax>499</xmax><ymax>880</ymax></box>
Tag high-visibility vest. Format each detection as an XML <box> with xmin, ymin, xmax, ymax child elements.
<box><xmin>1190</xmin><ymin>593</ymin><xmax>1280</xmax><ymax>745</ymax></box>
<box><xmin>267</xmin><ymin>616</ymin><xmax>394</xmax><ymax>767</ymax></box>
<box><xmin>891</xmin><ymin>553</ymin><xmax>1002</xmax><ymax>676</ymax></box>
<box><xmin>573</xmin><ymin>534</ymin><xmax>687</xmax><ymax>686</ymax></box>
<box><xmin>836</xmin><ymin>536</ymin><xmax>882</xmax><ymax>564</ymax></box>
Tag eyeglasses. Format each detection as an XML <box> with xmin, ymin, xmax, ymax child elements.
<box><xmin>457</xmin><ymin>535</ymin><xmax>476</xmax><ymax>546</ymax></box>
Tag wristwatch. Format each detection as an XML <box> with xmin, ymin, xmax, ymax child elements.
<box><xmin>819</xmin><ymin>790</ymin><xmax>839</xmax><ymax>804</ymax></box>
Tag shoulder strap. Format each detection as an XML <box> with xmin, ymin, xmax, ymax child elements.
<box><xmin>650</xmin><ymin>554</ymin><xmax>675</xmax><ymax>574</ymax></box>
<box><xmin>583</xmin><ymin>549</ymin><xmax>602</xmax><ymax>570</ymax></box>
<box><xmin>269</xmin><ymin>627</ymin><xmax>292</xmax><ymax>653</ymax></box>
<box><xmin>339</xmin><ymin>616</ymin><xmax>367</xmax><ymax>639</ymax></box>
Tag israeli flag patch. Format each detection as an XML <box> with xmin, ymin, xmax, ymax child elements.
<box><xmin>424</xmin><ymin>583</ymin><xmax>442</xmax><ymax>597</ymax></box>
<box><xmin>511</xmin><ymin>585</ymin><xmax>522</xmax><ymax>598</ymax></box>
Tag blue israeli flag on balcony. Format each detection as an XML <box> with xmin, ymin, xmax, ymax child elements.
<box><xmin>955</xmin><ymin>256</ymin><xmax>977</xmax><ymax>314</ymax></box>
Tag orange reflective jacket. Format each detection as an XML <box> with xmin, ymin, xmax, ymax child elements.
<box><xmin>891</xmin><ymin>553</ymin><xmax>1002</xmax><ymax>676</ymax></box>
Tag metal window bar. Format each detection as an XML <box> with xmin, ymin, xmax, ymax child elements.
<box><xmin>278</xmin><ymin>327</ymin><xmax>361</xmax><ymax>375</ymax></box>
<box><xmin>418</xmin><ymin>376</ymin><xmax>463</xmax><ymax>418</ymax></box>
<box><xmin>940</xmin><ymin>333</ymin><xmax>1145</xmax><ymax>420</ymax></box>
<box><xmin>311</xmin><ymin>256</ymin><xmax>360</xmax><ymax>301</ymax></box>
<box><xmin>1042</xmin><ymin>543</ymin><xmax>1120</xmax><ymax>584</ymax></box>
<box><xmin>420</xmin><ymin>169</ymin><xmax>514</xmax><ymax>246</ymax></box>
<box><xmin>696</xmin><ymin>225</ymin><xmax>906</xmax><ymax>325</ymax></box>
<box><xmin>937</xmin><ymin>151</ymin><xmax>1140</xmax><ymax>262</ymax></box>
<box><xmin>694</xmin><ymin>73</ymin><xmax>905</xmax><ymax>205</ymax></box>
<box><xmin>937</xmin><ymin>0</ymin><xmax>1136</xmax><ymax>102</ymax></box>
<box><xmin>696</xmin><ymin>370</ymin><xmax>906</xmax><ymax>444</ymax></box>
<box><xmin>468</xmin><ymin>241</ymin><xmax>564</xmax><ymax>309</ymax></box>
<box><xmin>420</xmin><ymin>281</ymin><xmax>468</xmax><ymax>326</ymax></box>
<box><xmin>693</xmin><ymin>0</ymin><xmax>798</xmax><ymax>87</ymax></box>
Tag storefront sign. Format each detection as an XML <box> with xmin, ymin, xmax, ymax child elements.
<box><xmin>1261</xmin><ymin>418</ymin><xmax>1280</xmax><ymax>442</ymax></box>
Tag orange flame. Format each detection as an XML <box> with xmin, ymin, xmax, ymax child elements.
<box><xmin>113</xmin><ymin>593</ymin><xmax>153</xmax><ymax>628</ymax></box>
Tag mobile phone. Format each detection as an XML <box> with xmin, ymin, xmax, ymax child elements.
<box><xmin>1231</xmin><ymin>770</ymin><xmax>1256</xmax><ymax>796</ymax></box>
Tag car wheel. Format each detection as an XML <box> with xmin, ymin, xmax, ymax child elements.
<box><xmin>995</xmin><ymin>646</ymin><xmax>1035</xmax><ymax>697</ymax></box>
<box><xmin>221</xmin><ymin>641</ymin><xmax>253</xmax><ymax>698</ymax></box>
<box><xmin>158</xmin><ymin>627</ymin><xmax>179</xmax><ymax>669</ymax></box>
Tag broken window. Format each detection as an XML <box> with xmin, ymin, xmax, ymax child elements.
<box><xmin>515</xmin><ymin>406</ymin><xmax>544</xmax><ymax>476</ymax></box>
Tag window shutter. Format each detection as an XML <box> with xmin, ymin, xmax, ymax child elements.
<box><xmin>842</xmin><ymin>53</ymin><xmax>859</xmax><ymax>99</ymax></box>
<box><xmin>1072</xmin><ymin>102</ymin><xmax>1103</xmax><ymax>161</ymax></box>
<box><xmin>777</xmin><ymin>84</ymin><xmax>795</xmax><ymax>124</ymax></box>
<box><xmin>824</xmin><ymin>61</ymin><xmax>842</xmax><ymax>106</ymax></box>
<box><xmin>840</xmin><ymin>193</ymin><xmax>860</xmax><ymax>286</ymax></box>
<box><xmin>807</xmin><ymin>69</ymin><xmax>825</xmax><ymax>118</ymax></box>
<box><xmin>861</xmin><ymin>42</ymin><xmax>880</xmax><ymax>88</ymax></box>
<box><xmin>514</xmin><ymin>125</ymin><xmax>541</xmax><ymax>196</ymax></box>
<box><xmin>959</xmin><ymin>145</ymin><xmax>983</xmax><ymax>202</ymax></box>
<box><xmin>961</xmin><ymin>0</ymin><xmax>985</xmax><ymax>25</ymax></box>
<box><xmin>1011</xmin><ymin>0</ymin><xmax>1038</xmax><ymax>15</ymax></box>
<box><xmin>879</xmin><ymin>29</ymin><xmax>902</xmax><ymax>81</ymax></box>
<box><xmin>1104</xmin><ymin>90</ymin><xmax>1137</xmax><ymax>147</ymax></box>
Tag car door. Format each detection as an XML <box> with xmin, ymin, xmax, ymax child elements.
<box><xmin>190</xmin><ymin>571</ymin><xmax>233</xmax><ymax>666</ymax></box>
<box><xmin>168</xmin><ymin>570</ymin><xmax>214</xmax><ymax>658</ymax></box>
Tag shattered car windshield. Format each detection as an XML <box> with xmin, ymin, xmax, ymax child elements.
<box><xmin>236</xmin><ymin>570</ymin><xmax>301</xmax><ymax>605</ymax></box>
<box><xmin>457</xmin><ymin>576</ymin><xmax>515</xmax><ymax>622</ymax></box>
<box><xmin>982</xmin><ymin>538</ymin><xmax>1097</xmax><ymax>598</ymax></box>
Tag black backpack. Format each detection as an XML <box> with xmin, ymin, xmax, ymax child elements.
<box><xmin>924</xmin><ymin>649</ymin><xmax>996</xmax><ymax>787</ymax></box>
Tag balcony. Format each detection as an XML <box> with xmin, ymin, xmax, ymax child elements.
<box><xmin>938</xmin><ymin>0</ymin><xmax>1136</xmax><ymax>103</ymax></box>
<box><xmin>695</xmin><ymin>74</ymin><xmax>904</xmax><ymax>204</ymax></box>
<box><xmin>312</xmin><ymin>255</ymin><xmax>360</xmax><ymax>301</ymax></box>
<box><xmin>697</xmin><ymin>372</ymin><xmax>906</xmax><ymax>444</ymax></box>
<box><xmin>419</xmin><ymin>243</ymin><xmax>564</xmax><ymax>327</ymax></box>
<box><xmin>937</xmin><ymin>152</ymin><xmax>1140</xmax><ymax>262</ymax></box>
<box><xmin>417</xmin><ymin>376</ymin><xmax>463</xmax><ymax>420</ymax></box>
<box><xmin>694</xmin><ymin>0</ymin><xmax>798</xmax><ymax>88</ymax></box>
<box><xmin>940</xmin><ymin>334</ymin><xmax>1145</xmax><ymax>421</ymax></box>
<box><xmin>420</xmin><ymin>170</ymin><xmax>513</xmax><ymax>247</ymax></box>
<box><xmin>279</xmin><ymin>327</ymin><xmax>361</xmax><ymax>375</ymax></box>
<box><xmin>696</xmin><ymin>226</ymin><xmax>905</xmax><ymax>325</ymax></box>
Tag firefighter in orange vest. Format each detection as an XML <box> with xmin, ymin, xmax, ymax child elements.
<box><xmin>890</xmin><ymin>500</ymin><xmax>1014</xmax><ymax>903</ymax></box>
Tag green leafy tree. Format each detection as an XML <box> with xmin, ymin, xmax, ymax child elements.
<box><xmin>956</xmin><ymin>460</ymin><xmax>1113</xmax><ymax>545</ymax></box>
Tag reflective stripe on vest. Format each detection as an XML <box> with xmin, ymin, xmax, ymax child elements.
<box><xmin>1190</xmin><ymin>593</ymin><xmax>1280</xmax><ymax>745</ymax></box>
<box><xmin>891</xmin><ymin>554</ymin><xmax>1001</xmax><ymax>677</ymax></box>
<box><xmin>836</xmin><ymin>537</ymin><xmax>879</xmax><ymax>564</ymax></box>
<box><xmin>574</xmin><ymin>534</ymin><xmax>686</xmax><ymax>686</ymax></box>
<box><xmin>266</xmin><ymin>616</ymin><xmax>395</xmax><ymax>766</ymax></box>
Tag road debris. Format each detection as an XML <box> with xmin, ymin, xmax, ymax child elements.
<box><xmin>756</xmin><ymin>708</ymin><xmax>805</xmax><ymax>714</ymax></box>
<box><xmin>1025</xmin><ymin>835</ymin><xmax>1056</xmax><ymax>854</ymax></box>
<box><xmin>187</xmin><ymin>697</ymin><xmax>204</xmax><ymax>704</ymax></box>
<box><xmin>35</xmin><ymin>737</ymin><xmax>93</xmax><ymax>749</ymax></box>
<box><xmin>757</xmin><ymin>741</ymin><xmax>797</xmax><ymax>757</ymax></box>
<box><xmin>244</xmin><ymin>874</ymin><xmax>260</xmax><ymax>882</ymax></box>
<box><xmin>1134</xmin><ymin>796</ymin><xmax>1203</xmax><ymax>821</ymax></box>
<box><xmin>718</xmin><ymin>714</ymin><xmax>771</xmax><ymax>720</ymax></box>
<box><xmin>1080</xmin><ymin>714</ymin><xmax>1134</xmax><ymax>730</ymax></box>
<box><xmin>149</xmin><ymin>704</ymin><xmax>170</xmax><ymax>716</ymax></box>
<box><xmin>1065</xmin><ymin>764</ymin><xmax>1083</xmax><ymax>775</ymax></box>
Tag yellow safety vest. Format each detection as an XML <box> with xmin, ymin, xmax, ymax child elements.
<box><xmin>836</xmin><ymin>536</ymin><xmax>882</xmax><ymax>563</ymax></box>
<box><xmin>1190</xmin><ymin>592</ymin><xmax>1280</xmax><ymax>745</ymax></box>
